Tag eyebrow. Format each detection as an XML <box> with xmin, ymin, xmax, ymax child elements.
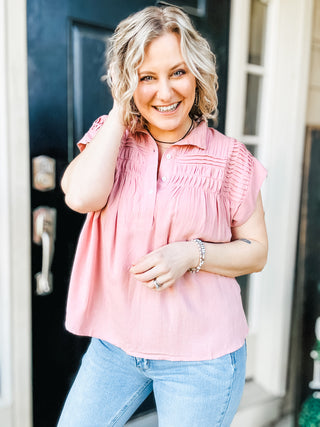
<box><xmin>138</xmin><ymin>61</ymin><xmax>187</xmax><ymax>75</ymax></box>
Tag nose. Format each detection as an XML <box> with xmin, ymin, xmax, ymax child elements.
<box><xmin>157</xmin><ymin>78</ymin><xmax>173</xmax><ymax>102</ymax></box>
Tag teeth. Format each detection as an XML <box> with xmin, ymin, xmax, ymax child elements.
<box><xmin>155</xmin><ymin>103</ymin><xmax>179</xmax><ymax>112</ymax></box>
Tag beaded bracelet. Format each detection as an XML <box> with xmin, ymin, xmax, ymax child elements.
<box><xmin>189</xmin><ymin>238</ymin><xmax>205</xmax><ymax>273</ymax></box>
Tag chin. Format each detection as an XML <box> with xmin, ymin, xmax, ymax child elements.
<box><xmin>151</xmin><ymin>116</ymin><xmax>187</xmax><ymax>130</ymax></box>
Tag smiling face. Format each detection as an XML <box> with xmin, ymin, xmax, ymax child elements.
<box><xmin>133</xmin><ymin>32</ymin><xmax>197</xmax><ymax>142</ymax></box>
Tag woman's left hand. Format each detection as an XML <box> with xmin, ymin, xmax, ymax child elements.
<box><xmin>129</xmin><ymin>242</ymin><xmax>198</xmax><ymax>291</ymax></box>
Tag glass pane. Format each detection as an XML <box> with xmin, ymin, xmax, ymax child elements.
<box><xmin>162</xmin><ymin>0</ymin><xmax>198</xmax><ymax>9</ymax></box>
<box><xmin>177</xmin><ymin>0</ymin><xmax>198</xmax><ymax>6</ymax></box>
<box><xmin>248</xmin><ymin>0</ymin><xmax>267</xmax><ymax>65</ymax></box>
<box><xmin>237</xmin><ymin>275</ymin><xmax>250</xmax><ymax>315</ymax></box>
<box><xmin>245</xmin><ymin>144</ymin><xmax>257</xmax><ymax>156</ymax></box>
<box><xmin>172</xmin><ymin>0</ymin><xmax>206</xmax><ymax>16</ymax></box>
<box><xmin>72</xmin><ymin>24</ymin><xmax>112</xmax><ymax>143</ymax></box>
<box><xmin>244</xmin><ymin>73</ymin><xmax>262</xmax><ymax>135</ymax></box>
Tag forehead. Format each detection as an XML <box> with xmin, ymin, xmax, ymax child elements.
<box><xmin>140</xmin><ymin>32</ymin><xmax>184</xmax><ymax>69</ymax></box>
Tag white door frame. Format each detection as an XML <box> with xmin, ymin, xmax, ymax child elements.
<box><xmin>226</xmin><ymin>0</ymin><xmax>314</xmax><ymax>397</ymax></box>
<box><xmin>0</xmin><ymin>0</ymin><xmax>32</xmax><ymax>426</ymax></box>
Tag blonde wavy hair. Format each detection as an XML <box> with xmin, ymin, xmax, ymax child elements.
<box><xmin>106</xmin><ymin>5</ymin><xmax>219</xmax><ymax>131</ymax></box>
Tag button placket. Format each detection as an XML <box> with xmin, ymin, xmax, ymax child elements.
<box><xmin>141</xmin><ymin>144</ymin><xmax>158</xmax><ymax>228</ymax></box>
<box><xmin>158</xmin><ymin>149</ymin><xmax>174</xmax><ymax>184</ymax></box>
<box><xmin>153</xmin><ymin>146</ymin><xmax>175</xmax><ymax>223</ymax></box>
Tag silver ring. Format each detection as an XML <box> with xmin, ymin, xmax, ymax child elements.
<box><xmin>153</xmin><ymin>278</ymin><xmax>161</xmax><ymax>289</ymax></box>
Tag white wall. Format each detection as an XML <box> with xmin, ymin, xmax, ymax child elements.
<box><xmin>0</xmin><ymin>0</ymin><xmax>32</xmax><ymax>426</ymax></box>
<box><xmin>226</xmin><ymin>0</ymin><xmax>314</xmax><ymax>397</ymax></box>
<box><xmin>253</xmin><ymin>0</ymin><xmax>313</xmax><ymax>395</ymax></box>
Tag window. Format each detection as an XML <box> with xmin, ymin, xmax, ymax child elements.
<box><xmin>244</xmin><ymin>0</ymin><xmax>268</xmax><ymax>139</ymax></box>
<box><xmin>161</xmin><ymin>0</ymin><xmax>206</xmax><ymax>17</ymax></box>
<box><xmin>226</xmin><ymin>2</ymin><xmax>270</xmax><ymax>379</ymax></box>
<box><xmin>226</xmin><ymin>0</ymin><xmax>314</xmax><ymax>404</ymax></box>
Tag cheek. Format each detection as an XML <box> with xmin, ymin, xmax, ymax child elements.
<box><xmin>177</xmin><ymin>80</ymin><xmax>196</xmax><ymax>103</ymax></box>
<box><xmin>134</xmin><ymin>86</ymin><xmax>154</xmax><ymax>109</ymax></box>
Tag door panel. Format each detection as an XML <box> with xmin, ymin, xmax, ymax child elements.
<box><xmin>294</xmin><ymin>128</ymin><xmax>320</xmax><ymax>422</ymax></box>
<box><xmin>27</xmin><ymin>1</ymin><xmax>230</xmax><ymax>425</ymax></box>
<box><xmin>71</xmin><ymin>23</ymin><xmax>113</xmax><ymax>147</ymax></box>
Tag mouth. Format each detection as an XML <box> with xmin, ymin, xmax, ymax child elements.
<box><xmin>153</xmin><ymin>102</ymin><xmax>180</xmax><ymax>113</ymax></box>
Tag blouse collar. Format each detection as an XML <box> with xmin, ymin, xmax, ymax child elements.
<box><xmin>134</xmin><ymin>120</ymin><xmax>209</xmax><ymax>150</ymax></box>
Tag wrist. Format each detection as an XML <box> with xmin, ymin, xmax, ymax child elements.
<box><xmin>109</xmin><ymin>103</ymin><xmax>125</xmax><ymax>127</ymax></box>
<box><xmin>188</xmin><ymin>239</ymin><xmax>206</xmax><ymax>273</ymax></box>
<box><xmin>188</xmin><ymin>240</ymin><xmax>200</xmax><ymax>270</ymax></box>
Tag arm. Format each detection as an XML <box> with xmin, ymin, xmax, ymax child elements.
<box><xmin>201</xmin><ymin>192</ymin><xmax>268</xmax><ymax>277</ymax></box>
<box><xmin>61</xmin><ymin>104</ymin><xmax>125</xmax><ymax>213</ymax></box>
<box><xmin>130</xmin><ymin>192</ymin><xmax>268</xmax><ymax>290</ymax></box>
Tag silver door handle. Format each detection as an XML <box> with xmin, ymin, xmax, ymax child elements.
<box><xmin>33</xmin><ymin>207</ymin><xmax>56</xmax><ymax>295</ymax></box>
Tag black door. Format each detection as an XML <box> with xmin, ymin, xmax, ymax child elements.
<box><xmin>27</xmin><ymin>1</ymin><xmax>230</xmax><ymax>426</ymax></box>
<box><xmin>294</xmin><ymin>128</ymin><xmax>320</xmax><ymax>423</ymax></box>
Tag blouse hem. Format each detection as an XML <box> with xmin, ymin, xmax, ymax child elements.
<box><xmin>65</xmin><ymin>323</ymin><xmax>248</xmax><ymax>361</ymax></box>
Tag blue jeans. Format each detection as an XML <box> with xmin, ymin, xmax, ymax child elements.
<box><xmin>58</xmin><ymin>338</ymin><xmax>246</xmax><ymax>426</ymax></box>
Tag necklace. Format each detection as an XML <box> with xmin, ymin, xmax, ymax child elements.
<box><xmin>147</xmin><ymin>120</ymin><xmax>194</xmax><ymax>144</ymax></box>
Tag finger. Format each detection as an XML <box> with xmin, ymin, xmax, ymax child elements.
<box><xmin>130</xmin><ymin>255</ymin><xmax>157</xmax><ymax>274</ymax></box>
<box><xmin>132</xmin><ymin>265</ymin><xmax>166</xmax><ymax>283</ymax></box>
<box><xmin>151</xmin><ymin>280</ymin><xmax>173</xmax><ymax>292</ymax></box>
<box><xmin>139</xmin><ymin>278</ymin><xmax>162</xmax><ymax>290</ymax></box>
<box><xmin>148</xmin><ymin>274</ymin><xmax>175</xmax><ymax>292</ymax></box>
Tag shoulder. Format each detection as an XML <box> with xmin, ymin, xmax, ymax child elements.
<box><xmin>86</xmin><ymin>115</ymin><xmax>109</xmax><ymax>138</ymax></box>
<box><xmin>77</xmin><ymin>115</ymin><xmax>139</xmax><ymax>152</ymax></box>
<box><xmin>77</xmin><ymin>115</ymin><xmax>108</xmax><ymax>151</ymax></box>
<box><xmin>220</xmin><ymin>135</ymin><xmax>267</xmax><ymax>207</ymax></box>
<box><xmin>222</xmin><ymin>136</ymin><xmax>255</xmax><ymax>187</ymax></box>
<box><xmin>202</xmin><ymin>126</ymin><xmax>242</xmax><ymax>159</ymax></box>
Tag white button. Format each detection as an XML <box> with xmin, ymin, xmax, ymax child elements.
<box><xmin>161</xmin><ymin>176</ymin><xmax>167</xmax><ymax>182</ymax></box>
<box><xmin>166</xmin><ymin>153</ymin><xmax>172</xmax><ymax>160</ymax></box>
<box><xmin>149</xmin><ymin>189</ymin><xmax>153</xmax><ymax>194</ymax></box>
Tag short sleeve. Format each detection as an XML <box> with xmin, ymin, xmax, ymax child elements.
<box><xmin>225</xmin><ymin>140</ymin><xmax>267</xmax><ymax>227</ymax></box>
<box><xmin>77</xmin><ymin>115</ymin><xmax>108</xmax><ymax>152</ymax></box>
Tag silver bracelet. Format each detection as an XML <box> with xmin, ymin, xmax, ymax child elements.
<box><xmin>189</xmin><ymin>238</ymin><xmax>205</xmax><ymax>273</ymax></box>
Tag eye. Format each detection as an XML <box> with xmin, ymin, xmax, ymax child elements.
<box><xmin>140</xmin><ymin>75</ymin><xmax>154</xmax><ymax>82</ymax></box>
<box><xmin>173</xmin><ymin>69</ymin><xmax>186</xmax><ymax>77</ymax></box>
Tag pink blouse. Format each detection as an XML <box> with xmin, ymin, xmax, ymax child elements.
<box><xmin>65</xmin><ymin>116</ymin><xmax>267</xmax><ymax>361</ymax></box>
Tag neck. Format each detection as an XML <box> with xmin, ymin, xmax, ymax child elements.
<box><xmin>147</xmin><ymin>120</ymin><xmax>193</xmax><ymax>144</ymax></box>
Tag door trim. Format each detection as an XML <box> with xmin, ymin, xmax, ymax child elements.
<box><xmin>0</xmin><ymin>0</ymin><xmax>32</xmax><ymax>426</ymax></box>
<box><xmin>226</xmin><ymin>0</ymin><xmax>314</xmax><ymax>396</ymax></box>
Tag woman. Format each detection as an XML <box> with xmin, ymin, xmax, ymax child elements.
<box><xmin>58</xmin><ymin>5</ymin><xmax>268</xmax><ymax>426</ymax></box>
